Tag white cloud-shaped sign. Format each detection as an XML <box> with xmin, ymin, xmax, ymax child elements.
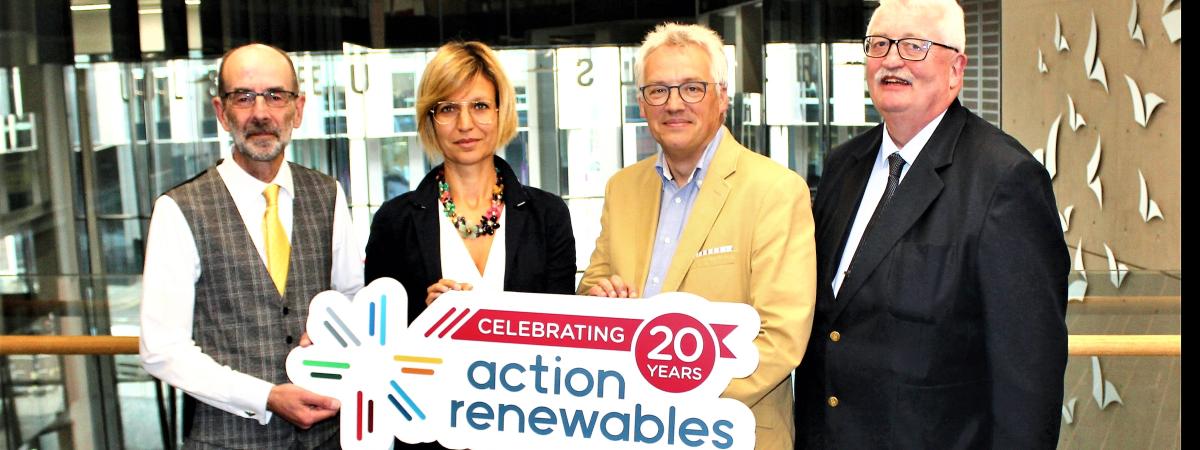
<box><xmin>286</xmin><ymin>278</ymin><xmax>761</xmax><ymax>449</ymax></box>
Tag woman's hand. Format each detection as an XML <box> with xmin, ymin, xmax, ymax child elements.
<box><xmin>426</xmin><ymin>278</ymin><xmax>473</xmax><ymax>305</ymax></box>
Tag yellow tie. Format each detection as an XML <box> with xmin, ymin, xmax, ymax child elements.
<box><xmin>263</xmin><ymin>184</ymin><xmax>290</xmax><ymax>296</ymax></box>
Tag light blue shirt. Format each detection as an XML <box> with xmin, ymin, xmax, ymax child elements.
<box><xmin>643</xmin><ymin>128</ymin><xmax>724</xmax><ymax>297</ymax></box>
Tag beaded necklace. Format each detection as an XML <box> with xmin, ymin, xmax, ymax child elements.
<box><xmin>436</xmin><ymin>167</ymin><xmax>504</xmax><ymax>239</ymax></box>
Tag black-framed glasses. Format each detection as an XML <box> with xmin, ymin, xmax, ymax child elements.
<box><xmin>639</xmin><ymin>82</ymin><xmax>718</xmax><ymax>106</ymax></box>
<box><xmin>428</xmin><ymin>100</ymin><xmax>497</xmax><ymax>126</ymax></box>
<box><xmin>221</xmin><ymin>89</ymin><xmax>299</xmax><ymax>108</ymax></box>
<box><xmin>863</xmin><ymin>35</ymin><xmax>959</xmax><ymax>61</ymax></box>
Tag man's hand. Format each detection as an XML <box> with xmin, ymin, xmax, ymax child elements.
<box><xmin>586</xmin><ymin>274</ymin><xmax>638</xmax><ymax>298</ymax></box>
<box><xmin>267</xmin><ymin>383</ymin><xmax>340</xmax><ymax>429</ymax></box>
<box><xmin>426</xmin><ymin>279</ymin><xmax>473</xmax><ymax>305</ymax></box>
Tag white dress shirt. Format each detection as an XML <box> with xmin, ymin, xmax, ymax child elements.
<box><xmin>438</xmin><ymin>208</ymin><xmax>506</xmax><ymax>292</ymax></box>
<box><xmin>139</xmin><ymin>158</ymin><xmax>363</xmax><ymax>424</ymax></box>
<box><xmin>832</xmin><ymin>110</ymin><xmax>947</xmax><ymax>296</ymax></box>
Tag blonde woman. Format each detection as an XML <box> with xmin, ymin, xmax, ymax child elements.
<box><xmin>365</xmin><ymin>41</ymin><xmax>576</xmax><ymax>334</ymax></box>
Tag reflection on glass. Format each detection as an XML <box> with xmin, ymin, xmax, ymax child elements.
<box><xmin>0</xmin><ymin>232</ymin><xmax>28</xmax><ymax>277</ymax></box>
<box><xmin>98</xmin><ymin>219</ymin><xmax>146</xmax><ymax>274</ymax></box>
<box><xmin>562</xmin><ymin>129</ymin><xmax>621</xmax><ymax>198</ymax></box>
<box><xmin>391</xmin><ymin>72</ymin><xmax>416</xmax><ymax>109</ymax></box>
<box><xmin>372</xmin><ymin>136</ymin><xmax>425</xmax><ymax>202</ymax></box>
<box><xmin>501</xmin><ymin>131</ymin><xmax>531</xmax><ymax>186</ymax></box>
<box><xmin>152</xmin><ymin>74</ymin><xmax>172</xmax><ymax>141</ymax></box>
<box><xmin>765</xmin><ymin>42</ymin><xmax>879</xmax><ymax>182</ymax></box>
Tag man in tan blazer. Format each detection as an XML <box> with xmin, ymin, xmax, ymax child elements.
<box><xmin>578</xmin><ymin>22</ymin><xmax>816</xmax><ymax>450</ymax></box>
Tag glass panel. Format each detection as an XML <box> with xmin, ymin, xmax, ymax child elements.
<box><xmin>1</xmin><ymin>151</ymin><xmax>39</xmax><ymax>213</ymax></box>
<box><xmin>765</xmin><ymin>42</ymin><xmax>878</xmax><ymax>185</ymax></box>
<box><xmin>97</xmin><ymin>218</ymin><xmax>148</xmax><ymax>275</ymax></box>
<box><xmin>368</xmin><ymin>136</ymin><xmax>426</xmax><ymax>203</ymax></box>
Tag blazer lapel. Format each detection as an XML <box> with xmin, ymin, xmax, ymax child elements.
<box><xmin>817</xmin><ymin>135</ymin><xmax>879</xmax><ymax>294</ymax></box>
<box><xmin>827</xmin><ymin>102</ymin><xmax>966</xmax><ymax>322</ymax></box>
<box><xmin>630</xmin><ymin>161</ymin><xmax>663</xmax><ymax>293</ymax></box>
<box><xmin>662</xmin><ymin>130</ymin><xmax>736</xmax><ymax>292</ymax></box>
<box><xmin>410</xmin><ymin>167</ymin><xmax>443</xmax><ymax>282</ymax></box>
<box><xmin>502</xmin><ymin>207</ymin><xmax>526</xmax><ymax>288</ymax></box>
<box><xmin>500</xmin><ymin>160</ymin><xmax>530</xmax><ymax>289</ymax></box>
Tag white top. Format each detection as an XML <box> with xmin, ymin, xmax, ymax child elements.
<box><xmin>832</xmin><ymin>110</ymin><xmax>947</xmax><ymax>296</ymax></box>
<box><xmin>438</xmin><ymin>207</ymin><xmax>506</xmax><ymax>292</ymax></box>
<box><xmin>139</xmin><ymin>157</ymin><xmax>363</xmax><ymax>425</ymax></box>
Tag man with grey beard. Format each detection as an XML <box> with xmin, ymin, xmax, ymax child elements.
<box><xmin>140</xmin><ymin>43</ymin><xmax>362</xmax><ymax>449</ymax></box>
<box><xmin>794</xmin><ymin>0</ymin><xmax>1068</xmax><ymax>448</ymax></box>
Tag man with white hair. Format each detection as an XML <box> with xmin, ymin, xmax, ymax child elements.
<box><xmin>794</xmin><ymin>0</ymin><xmax>1068</xmax><ymax>448</ymax></box>
<box><xmin>579</xmin><ymin>22</ymin><xmax>816</xmax><ymax>450</ymax></box>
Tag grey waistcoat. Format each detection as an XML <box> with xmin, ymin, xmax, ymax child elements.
<box><xmin>168</xmin><ymin>162</ymin><xmax>339</xmax><ymax>449</ymax></box>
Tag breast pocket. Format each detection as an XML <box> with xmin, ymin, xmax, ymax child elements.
<box><xmin>683</xmin><ymin>252</ymin><xmax>740</xmax><ymax>301</ymax></box>
<box><xmin>886</xmin><ymin>243</ymin><xmax>958</xmax><ymax>324</ymax></box>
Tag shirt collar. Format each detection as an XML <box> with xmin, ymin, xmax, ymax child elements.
<box><xmin>655</xmin><ymin>127</ymin><xmax>724</xmax><ymax>187</ymax></box>
<box><xmin>880</xmin><ymin>108</ymin><xmax>948</xmax><ymax>166</ymax></box>
<box><xmin>218</xmin><ymin>156</ymin><xmax>294</xmax><ymax>198</ymax></box>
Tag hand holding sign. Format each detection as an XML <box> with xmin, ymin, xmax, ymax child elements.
<box><xmin>287</xmin><ymin>278</ymin><xmax>761</xmax><ymax>449</ymax></box>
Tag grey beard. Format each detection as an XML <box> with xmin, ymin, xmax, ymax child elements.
<box><xmin>233</xmin><ymin>135</ymin><xmax>287</xmax><ymax>161</ymax></box>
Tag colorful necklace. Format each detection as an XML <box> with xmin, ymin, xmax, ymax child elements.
<box><xmin>436</xmin><ymin>167</ymin><xmax>504</xmax><ymax>239</ymax></box>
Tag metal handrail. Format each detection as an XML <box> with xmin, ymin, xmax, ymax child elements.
<box><xmin>0</xmin><ymin>334</ymin><xmax>1182</xmax><ymax>357</ymax></box>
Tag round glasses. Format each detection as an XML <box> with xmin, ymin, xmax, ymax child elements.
<box><xmin>429</xmin><ymin>100</ymin><xmax>497</xmax><ymax>126</ymax></box>
<box><xmin>863</xmin><ymin>36</ymin><xmax>960</xmax><ymax>61</ymax></box>
<box><xmin>221</xmin><ymin>89</ymin><xmax>298</xmax><ymax>109</ymax></box>
<box><xmin>639</xmin><ymin>82</ymin><xmax>718</xmax><ymax>106</ymax></box>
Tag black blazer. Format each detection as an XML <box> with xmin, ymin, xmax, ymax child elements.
<box><xmin>365</xmin><ymin>156</ymin><xmax>577</xmax><ymax>325</ymax></box>
<box><xmin>795</xmin><ymin>101</ymin><xmax>1069</xmax><ymax>449</ymax></box>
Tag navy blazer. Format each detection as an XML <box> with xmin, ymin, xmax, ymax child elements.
<box><xmin>365</xmin><ymin>156</ymin><xmax>577</xmax><ymax>325</ymax></box>
<box><xmin>795</xmin><ymin>101</ymin><xmax>1069</xmax><ymax>449</ymax></box>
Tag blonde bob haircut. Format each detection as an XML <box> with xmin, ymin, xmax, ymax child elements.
<box><xmin>416</xmin><ymin>41</ymin><xmax>518</xmax><ymax>158</ymax></box>
<box><xmin>635</xmin><ymin>22</ymin><xmax>728</xmax><ymax>88</ymax></box>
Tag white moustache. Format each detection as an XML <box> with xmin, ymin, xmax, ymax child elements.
<box><xmin>875</xmin><ymin>70</ymin><xmax>913</xmax><ymax>84</ymax></box>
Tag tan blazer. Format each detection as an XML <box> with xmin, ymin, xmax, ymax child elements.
<box><xmin>579</xmin><ymin>128</ymin><xmax>817</xmax><ymax>450</ymax></box>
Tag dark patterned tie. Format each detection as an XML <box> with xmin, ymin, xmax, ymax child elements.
<box><xmin>839</xmin><ymin>152</ymin><xmax>906</xmax><ymax>297</ymax></box>
<box><xmin>860</xmin><ymin>152</ymin><xmax>907</xmax><ymax>237</ymax></box>
<box><xmin>880</xmin><ymin>152</ymin><xmax>906</xmax><ymax>208</ymax></box>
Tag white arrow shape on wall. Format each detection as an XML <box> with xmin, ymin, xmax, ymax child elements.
<box><xmin>1103</xmin><ymin>243</ymin><xmax>1129</xmax><ymax>288</ymax></box>
<box><xmin>1062</xmin><ymin>397</ymin><xmax>1078</xmax><ymax>425</ymax></box>
<box><xmin>1055</xmin><ymin>14</ymin><xmax>1071</xmax><ymax>52</ymax></box>
<box><xmin>1086</xmin><ymin>137</ymin><xmax>1104</xmax><ymax>208</ymax></box>
<box><xmin>1084</xmin><ymin>12</ymin><xmax>1109</xmax><ymax>92</ymax></box>
<box><xmin>1129</xmin><ymin>0</ymin><xmax>1146</xmax><ymax>46</ymax></box>
<box><xmin>1033</xmin><ymin>114</ymin><xmax>1062</xmax><ymax>179</ymax></box>
<box><xmin>1125</xmin><ymin>75</ymin><xmax>1165</xmax><ymax>127</ymax></box>
<box><xmin>1059</xmin><ymin>205</ymin><xmax>1074</xmax><ymax>232</ymax></box>
<box><xmin>1069</xmin><ymin>239</ymin><xmax>1087</xmax><ymax>302</ymax></box>
<box><xmin>1138</xmin><ymin>170</ymin><xmax>1164</xmax><ymax>222</ymax></box>
<box><xmin>1067</xmin><ymin>94</ymin><xmax>1086</xmax><ymax>131</ymax></box>
<box><xmin>1091</xmin><ymin>356</ymin><xmax>1124</xmax><ymax>409</ymax></box>
<box><xmin>1162</xmin><ymin>0</ymin><xmax>1181</xmax><ymax>43</ymax></box>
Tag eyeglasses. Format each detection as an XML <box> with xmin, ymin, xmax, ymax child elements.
<box><xmin>220</xmin><ymin>89</ymin><xmax>299</xmax><ymax>109</ymax></box>
<box><xmin>863</xmin><ymin>35</ymin><xmax>959</xmax><ymax>61</ymax></box>
<box><xmin>639</xmin><ymin>82</ymin><xmax>718</xmax><ymax>106</ymax></box>
<box><xmin>429</xmin><ymin>100</ymin><xmax>497</xmax><ymax>126</ymax></box>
